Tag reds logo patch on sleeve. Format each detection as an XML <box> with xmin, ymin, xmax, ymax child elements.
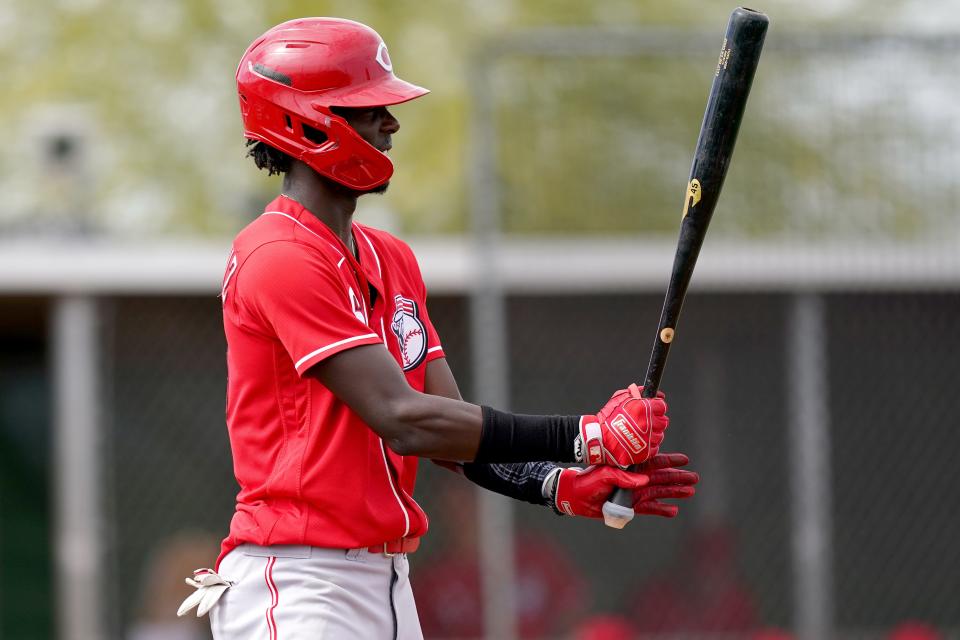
<box><xmin>391</xmin><ymin>294</ymin><xmax>427</xmax><ymax>371</ymax></box>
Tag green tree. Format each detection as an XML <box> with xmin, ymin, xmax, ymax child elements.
<box><xmin>0</xmin><ymin>0</ymin><xmax>934</xmax><ymax>237</ymax></box>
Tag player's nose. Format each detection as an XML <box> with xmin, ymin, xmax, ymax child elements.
<box><xmin>381</xmin><ymin>109</ymin><xmax>400</xmax><ymax>134</ymax></box>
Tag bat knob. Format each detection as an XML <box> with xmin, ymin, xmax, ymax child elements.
<box><xmin>602</xmin><ymin>500</ymin><xmax>635</xmax><ymax>529</ymax></box>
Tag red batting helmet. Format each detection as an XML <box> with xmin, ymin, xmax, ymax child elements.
<box><xmin>236</xmin><ymin>18</ymin><xmax>429</xmax><ymax>190</ymax></box>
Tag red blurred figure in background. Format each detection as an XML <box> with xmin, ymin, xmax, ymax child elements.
<box><xmin>413</xmin><ymin>481</ymin><xmax>586</xmax><ymax>638</ymax></box>
<box><xmin>627</xmin><ymin>521</ymin><xmax>759</xmax><ymax>635</ymax></box>
<box><xmin>571</xmin><ymin>614</ymin><xmax>636</xmax><ymax>640</ymax></box>
<box><xmin>888</xmin><ymin>621</ymin><xmax>943</xmax><ymax>640</ymax></box>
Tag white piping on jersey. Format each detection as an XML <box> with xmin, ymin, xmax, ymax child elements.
<box><xmin>427</xmin><ymin>346</ymin><xmax>443</xmax><ymax>354</ymax></box>
<box><xmin>221</xmin><ymin>253</ymin><xmax>238</xmax><ymax>301</ymax></box>
<box><xmin>294</xmin><ymin>334</ymin><xmax>379</xmax><ymax>370</ymax></box>
<box><xmin>379</xmin><ymin>439</ymin><xmax>411</xmax><ymax>537</ymax></box>
<box><xmin>261</xmin><ymin>211</ymin><xmax>344</xmax><ymax>256</ymax></box>
<box><xmin>380</xmin><ymin>318</ymin><xmax>389</xmax><ymax>347</ymax></box>
<box><xmin>263</xmin><ymin>212</ymin><xmax>380</xmax><ymax>285</ymax></box>
<box><xmin>353</xmin><ymin>226</ymin><xmax>382</xmax><ymax>278</ymax></box>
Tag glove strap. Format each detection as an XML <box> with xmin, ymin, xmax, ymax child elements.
<box><xmin>541</xmin><ymin>467</ymin><xmax>564</xmax><ymax>515</ymax></box>
<box><xmin>553</xmin><ymin>467</ymin><xmax>577</xmax><ymax>516</ymax></box>
<box><xmin>577</xmin><ymin>417</ymin><xmax>604</xmax><ymax>466</ymax></box>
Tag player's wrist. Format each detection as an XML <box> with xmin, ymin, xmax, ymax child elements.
<box><xmin>573</xmin><ymin>416</ymin><xmax>603</xmax><ymax>465</ymax></box>
<box><xmin>541</xmin><ymin>466</ymin><xmax>563</xmax><ymax>514</ymax></box>
<box><xmin>553</xmin><ymin>466</ymin><xmax>586</xmax><ymax>517</ymax></box>
<box><xmin>473</xmin><ymin>407</ymin><xmax>580</xmax><ymax>464</ymax></box>
<box><xmin>462</xmin><ymin>461</ymin><xmax>560</xmax><ymax>507</ymax></box>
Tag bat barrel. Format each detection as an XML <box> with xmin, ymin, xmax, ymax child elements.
<box><xmin>603</xmin><ymin>7</ymin><xmax>768</xmax><ymax>529</ymax></box>
<box><xmin>690</xmin><ymin>8</ymin><xmax>768</xmax><ymax>225</ymax></box>
<box><xmin>645</xmin><ymin>9</ymin><xmax>768</xmax><ymax>398</ymax></box>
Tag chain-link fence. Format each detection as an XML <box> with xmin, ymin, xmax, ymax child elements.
<box><xmin>100</xmin><ymin>297</ymin><xmax>232</xmax><ymax>638</ymax></box>
<box><xmin>94</xmin><ymin>288</ymin><xmax>960</xmax><ymax>639</ymax></box>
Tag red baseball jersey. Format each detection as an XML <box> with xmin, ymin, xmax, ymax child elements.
<box><xmin>217</xmin><ymin>195</ymin><xmax>445</xmax><ymax>566</ymax></box>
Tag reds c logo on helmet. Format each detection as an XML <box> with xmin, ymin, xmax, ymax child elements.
<box><xmin>236</xmin><ymin>18</ymin><xmax>429</xmax><ymax>191</ymax></box>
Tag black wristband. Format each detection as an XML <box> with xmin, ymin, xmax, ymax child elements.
<box><xmin>474</xmin><ymin>406</ymin><xmax>580</xmax><ymax>464</ymax></box>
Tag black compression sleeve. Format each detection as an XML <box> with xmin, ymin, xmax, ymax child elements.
<box><xmin>473</xmin><ymin>406</ymin><xmax>580</xmax><ymax>464</ymax></box>
<box><xmin>462</xmin><ymin>461</ymin><xmax>558</xmax><ymax>506</ymax></box>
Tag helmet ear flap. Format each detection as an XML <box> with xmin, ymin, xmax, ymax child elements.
<box><xmin>299</xmin><ymin>107</ymin><xmax>394</xmax><ymax>191</ymax></box>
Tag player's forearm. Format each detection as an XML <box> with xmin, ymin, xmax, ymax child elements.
<box><xmin>382</xmin><ymin>392</ymin><xmax>483</xmax><ymax>460</ymax></box>
<box><xmin>308</xmin><ymin>345</ymin><xmax>484</xmax><ymax>458</ymax></box>
<box><xmin>384</xmin><ymin>395</ymin><xmax>580</xmax><ymax>464</ymax></box>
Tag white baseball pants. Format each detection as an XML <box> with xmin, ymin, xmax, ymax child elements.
<box><xmin>208</xmin><ymin>544</ymin><xmax>424</xmax><ymax>639</ymax></box>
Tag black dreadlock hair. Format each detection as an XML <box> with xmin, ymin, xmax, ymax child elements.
<box><xmin>245</xmin><ymin>139</ymin><xmax>292</xmax><ymax>176</ymax></box>
<box><xmin>245</xmin><ymin>120</ymin><xmax>331</xmax><ymax>176</ymax></box>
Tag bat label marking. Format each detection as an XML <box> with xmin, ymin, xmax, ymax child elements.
<box><xmin>716</xmin><ymin>37</ymin><xmax>733</xmax><ymax>76</ymax></box>
<box><xmin>682</xmin><ymin>179</ymin><xmax>702</xmax><ymax>218</ymax></box>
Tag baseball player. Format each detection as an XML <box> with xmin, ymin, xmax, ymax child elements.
<box><xmin>178</xmin><ymin>17</ymin><xmax>698</xmax><ymax>639</ymax></box>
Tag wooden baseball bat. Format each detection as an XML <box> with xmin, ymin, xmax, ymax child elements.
<box><xmin>603</xmin><ymin>7</ymin><xmax>769</xmax><ymax>529</ymax></box>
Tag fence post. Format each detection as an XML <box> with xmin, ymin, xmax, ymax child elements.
<box><xmin>51</xmin><ymin>295</ymin><xmax>104</xmax><ymax>640</ymax></box>
<box><xmin>788</xmin><ymin>293</ymin><xmax>834</xmax><ymax>640</ymax></box>
<box><xmin>468</xmin><ymin>51</ymin><xmax>518</xmax><ymax>640</ymax></box>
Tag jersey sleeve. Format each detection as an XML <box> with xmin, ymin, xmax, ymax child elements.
<box><xmin>420</xmin><ymin>291</ymin><xmax>445</xmax><ymax>364</ymax></box>
<box><xmin>402</xmin><ymin>241</ymin><xmax>446</xmax><ymax>363</ymax></box>
<box><xmin>237</xmin><ymin>241</ymin><xmax>384</xmax><ymax>375</ymax></box>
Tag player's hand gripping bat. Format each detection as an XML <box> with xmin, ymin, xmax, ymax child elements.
<box><xmin>602</xmin><ymin>7</ymin><xmax>769</xmax><ymax>529</ymax></box>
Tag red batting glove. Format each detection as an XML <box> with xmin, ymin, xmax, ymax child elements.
<box><xmin>631</xmin><ymin>453</ymin><xmax>699</xmax><ymax>518</ymax></box>
<box><xmin>553</xmin><ymin>466</ymin><xmax>649</xmax><ymax>518</ymax></box>
<box><xmin>577</xmin><ymin>384</ymin><xmax>668</xmax><ymax>468</ymax></box>
<box><xmin>552</xmin><ymin>453</ymin><xmax>698</xmax><ymax>519</ymax></box>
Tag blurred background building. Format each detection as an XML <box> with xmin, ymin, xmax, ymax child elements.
<box><xmin>1</xmin><ymin>1</ymin><xmax>959</xmax><ymax>639</ymax></box>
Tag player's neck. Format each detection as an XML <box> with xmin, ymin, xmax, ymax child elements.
<box><xmin>282</xmin><ymin>162</ymin><xmax>358</xmax><ymax>249</ymax></box>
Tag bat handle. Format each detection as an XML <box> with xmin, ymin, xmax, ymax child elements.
<box><xmin>602</xmin><ymin>381</ymin><xmax>661</xmax><ymax>528</ymax></box>
<box><xmin>602</xmin><ymin>495</ymin><xmax>635</xmax><ymax>529</ymax></box>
